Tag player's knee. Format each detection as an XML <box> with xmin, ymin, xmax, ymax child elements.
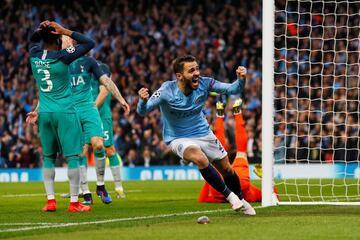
<box><xmin>92</xmin><ymin>138</ymin><xmax>104</xmax><ymax>150</ymax></box>
<box><xmin>223</xmin><ymin>165</ymin><xmax>234</xmax><ymax>175</ymax></box>
<box><xmin>105</xmin><ymin>146</ymin><xmax>116</xmax><ymax>156</ymax></box>
<box><xmin>190</xmin><ymin>148</ymin><xmax>209</xmax><ymax>168</ymax></box>
<box><xmin>184</xmin><ymin>147</ymin><xmax>208</xmax><ymax>168</ymax></box>
<box><xmin>219</xmin><ymin>167</ymin><xmax>235</xmax><ymax>178</ymax></box>
<box><xmin>193</xmin><ymin>157</ymin><xmax>209</xmax><ymax>168</ymax></box>
<box><xmin>93</xmin><ymin>143</ymin><xmax>104</xmax><ymax>151</ymax></box>
<box><xmin>215</xmin><ymin>156</ymin><xmax>234</xmax><ymax>176</ymax></box>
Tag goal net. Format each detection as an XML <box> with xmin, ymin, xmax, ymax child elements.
<box><xmin>262</xmin><ymin>0</ymin><xmax>360</xmax><ymax>205</ymax></box>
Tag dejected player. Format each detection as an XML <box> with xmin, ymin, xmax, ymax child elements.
<box><xmin>29</xmin><ymin>37</ymin><xmax>130</xmax><ymax>205</ymax></box>
<box><xmin>90</xmin><ymin>61</ymin><xmax>126</xmax><ymax>199</ymax></box>
<box><xmin>28</xmin><ymin>21</ymin><xmax>94</xmax><ymax>212</ymax></box>
<box><xmin>66</xmin><ymin>42</ymin><xmax>129</xmax><ymax>204</ymax></box>
<box><xmin>137</xmin><ymin>55</ymin><xmax>256</xmax><ymax>215</ymax></box>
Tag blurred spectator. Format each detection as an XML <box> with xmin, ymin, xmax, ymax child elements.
<box><xmin>3</xmin><ymin>0</ymin><xmax>356</xmax><ymax>167</ymax></box>
<box><xmin>123</xmin><ymin>148</ymin><xmax>138</xmax><ymax>167</ymax></box>
<box><xmin>138</xmin><ymin>145</ymin><xmax>157</xmax><ymax>167</ymax></box>
<box><xmin>273</xmin><ymin>1</ymin><xmax>360</xmax><ymax>163</ymax></box>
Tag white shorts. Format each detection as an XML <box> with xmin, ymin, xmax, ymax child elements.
<box><xmin>169</xmin><ymin>132</ymin><xmax>227</xmax><ymax>162</ymax></box>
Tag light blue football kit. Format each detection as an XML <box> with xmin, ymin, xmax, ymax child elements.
<box><xmin>137</xmin><ymin>76</ymin><xmax>245</xmax><ymax>160</ymax></box>
<box><xmin>137</xmin><ymin>75</ymin><xmax>257</xmax><ymax>214</ymax></box>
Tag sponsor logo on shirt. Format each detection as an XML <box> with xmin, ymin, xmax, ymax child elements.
<box><xmin>194</xmin><ymin>95</ymin><xmax>205</xmax><ymax>104</ymax></box>
<box><xmin>169</xmin><ymin>107</ymin><xmax>202</xmax><ymax>118</ymax></box>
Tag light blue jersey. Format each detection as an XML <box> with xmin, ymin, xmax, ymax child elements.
<box><xmin>137</xmin><ymin>76</ymin><xmax>245</xmax><ymax>144</ymax></box>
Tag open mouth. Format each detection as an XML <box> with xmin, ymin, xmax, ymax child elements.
<box><xmin>192</xmin><ymin>77</ymin><xmax>199</xmax><ymax>84</ymax></box>
<box><xmin>192</xmin><ymin>79</ymin><xmax>199</xmax><ymax>88</ymax></box>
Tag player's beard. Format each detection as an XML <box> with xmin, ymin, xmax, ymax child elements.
<box><xmin>184</xmin><ymin>75</ymin><xmax>200</xmax><ymax>90</ymax></box>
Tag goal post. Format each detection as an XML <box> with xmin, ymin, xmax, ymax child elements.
<box><xmin>262</xmin><ymin>0</ymin><xmax>276</xmax><ymax>207</ymax></box>
<box><xmin>262</xmin><ymin>0</ymin><xmax>360</xmax><ymax>206</ymax></box>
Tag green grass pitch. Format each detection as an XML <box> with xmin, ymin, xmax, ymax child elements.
<box><xmin>0</xmin><ymin>180</ymin><xmax>360</xmax><ymax>240</ymax></box>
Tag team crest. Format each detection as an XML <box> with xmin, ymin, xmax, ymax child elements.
<box><xmin>66</xmin><ymin>46</ymin><xmax>75</xmax><ymax>53</ymax></box>
<box><xmin>178</xmin><ymin>144</ymin><xmax>183</xmax><ymax>153</ymax></box>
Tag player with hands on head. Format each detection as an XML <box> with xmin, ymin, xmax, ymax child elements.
<box><xmin>28</xmin><ymin>36</ymin><xmax>130</xmax><ymax>205</ymax></box>
<box><xmin>28</xmin><ymin>20</ymin><xmax>95</xmax><ymax>212</ymax></box>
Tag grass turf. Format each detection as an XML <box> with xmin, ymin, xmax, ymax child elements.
<box><xmin>0</xmin><ymin>180</ymin><xmax>360</xmax><ymax>240</ymax></box>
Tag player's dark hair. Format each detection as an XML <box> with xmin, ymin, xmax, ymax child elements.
<box><xmin>173</xmin><ymin>55</ymin><xmax>197</xmax><ymax>74</ymax></box>
<box><xmin>39</xmin><ymin>27</ymin><xmax>60</xmax><ymax>44</ymax></box>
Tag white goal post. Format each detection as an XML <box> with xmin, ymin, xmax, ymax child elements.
<box><xmin>262</xmin><ymin>0</ymin><xmax>360</xmax><ymax>206</ymax></box>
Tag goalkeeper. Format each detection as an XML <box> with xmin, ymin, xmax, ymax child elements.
<box><xmin>199</xmin><ymin>99</ymin><xmax>277</xmax><ymax>203</ymax></box>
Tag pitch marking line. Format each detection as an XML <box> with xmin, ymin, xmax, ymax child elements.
<box><xmin>1</xmin><ymin>190</ymin><xmax>142</xmax><ymax>198</ymax></box>
<box><xmin>0</xmin><ymin>223</ymin><xmax>55</xmax><ymax>226</ymax></box>
<box><xmin>0</xmin><ymin>206</ymin><xmax>264</xmax><ymax>233</ymax></box>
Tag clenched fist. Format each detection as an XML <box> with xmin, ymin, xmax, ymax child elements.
<box><xmin>236</xmin><ymin>66</ymin><xmax>247</xmax><ymax>80</ymax></box>
<box><xmin>138</xmin><ymin>88</ymin><xmax>150</xmax><ymax>101</ymax></box>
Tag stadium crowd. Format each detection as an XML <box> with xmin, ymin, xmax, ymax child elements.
<box><xmin>1</xmin><ymin>0</ymin><xmax>261</xmax><ymax>168</ymax></box>
<box><xmin>274</xmin><ymin>1</ymin><xmax>360</xmax><ymax>163</ymax></box>
<box><xmin>2</xmin><ymin>0</ymin><xmax>358</xmax><ymax>169</ymax></box>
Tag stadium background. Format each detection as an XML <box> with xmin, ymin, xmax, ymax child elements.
<box><xmin>0</xmin><ymin>0</ymin><xmax>263</xmax><ymax>169</ymax></box>
<box><xmin>1</xmin><ymin>1</ymin><xmax>360</xmax><ymax>239</ymax></box>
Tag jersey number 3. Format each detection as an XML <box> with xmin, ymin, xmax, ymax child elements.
<box><xmin>38</xmin><ymin>69</ymin><xmax>53</xmax><ymax>92</ymax></box>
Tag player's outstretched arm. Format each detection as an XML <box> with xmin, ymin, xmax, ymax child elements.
<box><xmin>136</xmin><ymin>87</ymin><xmax>162</xmax><ymax>116</ymax></box>
<box><xmin>99</xmin><ymin>75</ymin><xmax>130</xmax><ymax>115</ymax></box>
<box><xmin>209</xmin><ymin>66</ymin><xmax>246</xmax><ymax>95</ymax></box>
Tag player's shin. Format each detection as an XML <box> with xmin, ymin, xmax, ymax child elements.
<box><xmin>199</xmin><ymin>164</ymin><xmax>231</xmax><ymax>198</ymax></box>
<box><xmin>223</xmin><ymin>172</ymin><xmax>244</xmax><ymax>200</ymax></box>
<box><xmin>199</xmin><ymin>164</ymin><xmax>244</xmax><ymax>211</ymax></box>
<box><xmin>79</xmin><ymin>156</ymin><xmax>90</xmax><ymax>194</ymax></box>
<box><xmin>43</xmin><ymin>157</ymin><xmax>56</xmax><ymax>200</ymax></box>
<box><xmin>109</xmin><ymin>153</ymin><xmax>125</xmax><ymax>198</ymax></box>
<box><xmin>109</xmin><ymin>154</ymin><xmax>122</xmax><ymax>186</ymax></box>
<box><xmin>67</xmin><ymin>156</ymin><xmax>80</xmax><ymax>203</ymax></box>
<box><xmin>94</xmin><ymin>149</ymin><xmax>106</xmax><ymax>185</ymax></box>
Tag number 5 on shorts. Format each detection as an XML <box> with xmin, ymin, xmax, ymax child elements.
<box><xmin>104</xmin><ymin>130</ymin><xmax>109</xmax><ymax>141</ymax></box>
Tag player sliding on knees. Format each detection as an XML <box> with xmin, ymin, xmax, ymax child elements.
<box><xmin>136</xmin><ymin>55</ymin><xmax>256</xmax><ymax>215</ymax></box>
<box><xmin>27</xmin><ymin>20</ymin><xmax>94</xmax><ymax>212</ymax></box>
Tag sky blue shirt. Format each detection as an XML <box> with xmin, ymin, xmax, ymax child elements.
<box><xmin>137</xmin><ymin>76</ymin><xmax>245</xmax><ymax>144</ymax></box>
